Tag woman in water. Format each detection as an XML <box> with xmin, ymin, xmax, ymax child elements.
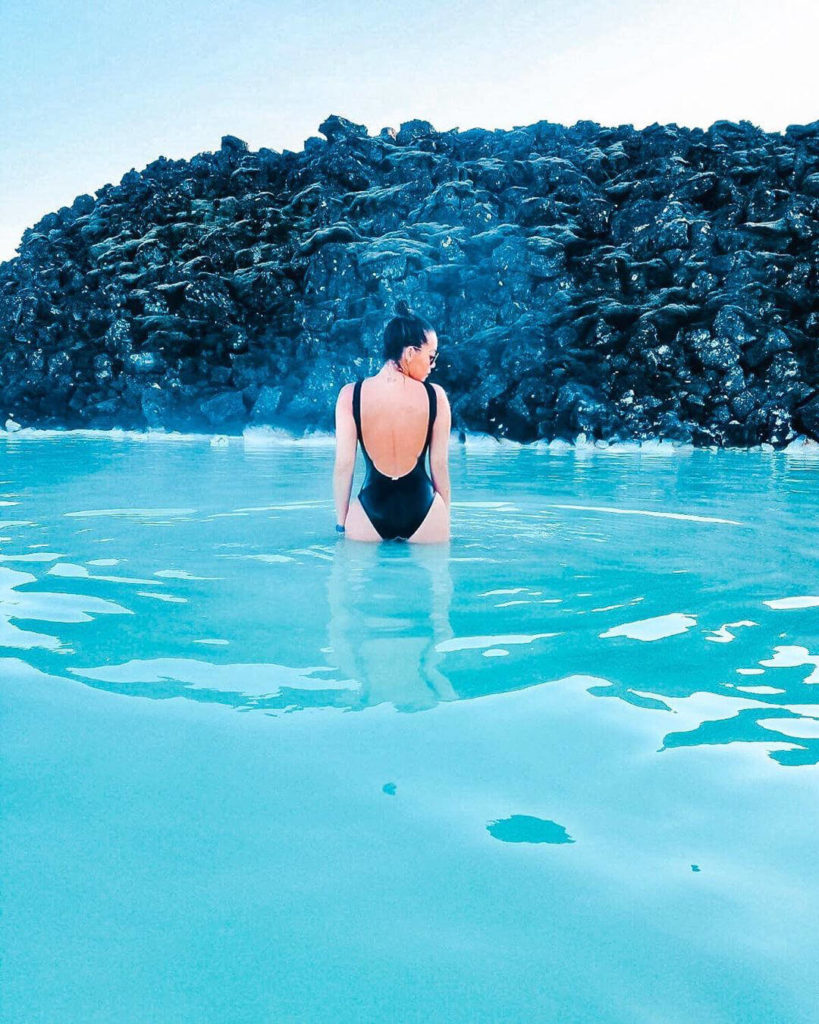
<box><xmin>333</xmin><ymin>301</ymin><xmax>451</xmax><ymax>543</ymax></box>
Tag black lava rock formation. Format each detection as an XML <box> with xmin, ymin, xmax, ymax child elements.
<box><xmin>2</xmin><ymin>113</ymin><xmax>819</xmax><ymax>445</ymax></box>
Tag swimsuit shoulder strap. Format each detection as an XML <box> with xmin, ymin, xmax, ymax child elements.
<box><xmin>352</xmin><ymin>379</ymin><xmax>372</xmax><ymax>460</ymax></box>
<box><xmin>352</xmin><ymin>379</ymin><xmax>363</xmax><ymax>445</ymax></box>
<box><xmin>423</xmin><ymin>381</ymin><xmax>437</xmax><ymax>453</ymax></box>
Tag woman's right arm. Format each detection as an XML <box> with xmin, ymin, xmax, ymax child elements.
<box><xmin>333</xmin><ymin>383</ymin><xmax>357</xmax><ymax>528</ymax></box>
<box><xmin>429</xmin><ymin>384</ymin><xmax>451</xmax><ymax>508</ymax></box>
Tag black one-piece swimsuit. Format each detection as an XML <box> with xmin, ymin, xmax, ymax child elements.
<box><xmin>352</xmin><ymin>378</ymin><xmax>438</xmax><ymax>541</ymax></box>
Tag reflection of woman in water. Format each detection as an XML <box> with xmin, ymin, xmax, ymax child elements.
<box><xmin>333</xmin><ymin>301</ymin><xmax>451</xmax><ymax>542</ymax></box>
<box><xmin>327</xmin><ymin>540</ymin><xmax>456</xmax><ymax>711</ymax></box>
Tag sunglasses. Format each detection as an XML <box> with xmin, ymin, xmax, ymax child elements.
<box><xmin>415</xmin><ymin>347</ymin><xmax>438</xmax><ymax>367</ymax></box>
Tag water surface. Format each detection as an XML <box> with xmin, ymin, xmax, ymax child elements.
<box><xmin>2</xmin><ymin>431</ymin><xmax>818</xmax><ymax>1023</ymax></box>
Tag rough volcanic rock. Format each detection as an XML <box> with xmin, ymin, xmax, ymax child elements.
<box><xmin>1</xmin><ymin>118</ymin><xmax>819</xmax><ymax>445</ymax></box>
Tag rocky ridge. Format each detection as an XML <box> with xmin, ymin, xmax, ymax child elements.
<box><xmin>1</xmin><ymin>113</ymin><xmax>818</xmax><ymax>445</ymax></box>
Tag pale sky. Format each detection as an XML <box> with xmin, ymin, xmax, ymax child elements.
<box><xmin>1</xmin><ymin>0</ymin><xmax>817</xmax><ymax>262</ymax></box>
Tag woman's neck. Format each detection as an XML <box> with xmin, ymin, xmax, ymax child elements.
<box><xmin>378</xmin><ymin>361</ymin><xmax>408</xmax><ymax>383</ymax></box>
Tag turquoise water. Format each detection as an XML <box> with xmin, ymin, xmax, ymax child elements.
<box><xmin>2</xmin><ymin>431</ymin><xmax>818</xmax><ymax>1023</ymax></box>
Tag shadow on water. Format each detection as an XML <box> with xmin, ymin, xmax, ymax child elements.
<box><xmin>487</xmin><ymin>815</ymin><xmax>575</xmax><ymax>845</ymax></box>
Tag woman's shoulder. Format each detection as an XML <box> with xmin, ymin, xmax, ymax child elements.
<box><xmin>335</xmin><ymin>380</ymin><xmax>357</xmax><ymax>409</ymax></box>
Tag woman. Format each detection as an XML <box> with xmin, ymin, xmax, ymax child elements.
<box><xmin>333</xmin><ymin>301</ymin><xmax>451</xmax><ymax>543</ymax></box>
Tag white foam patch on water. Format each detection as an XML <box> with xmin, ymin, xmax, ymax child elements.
<box><xmin>234</xmin><ymin>501</ymin><xmax>327</xmax><ymax>512</ymax></box>
<box><xmin>0</xmin><ymin>428</ymin><xmax>670</xmax><ymax>454</ymax></box>
<box><xmin>216</xmin><ymin>553</ymin><xmax>294</xmax><ymax>563</ymax></box>
<box><xmin>737</xmin><ymin>668</ymin><xmax>766</xmax><ymax>675</ymax></box>
<box><xmin>193</xmin><ymin>639</ymin><xmax>230</xmax><ymax>646</ymax></box>
<box><xmin>65</xmin><ymin>508</ymin><xmax>197</xmax><ymax>519</ymax></box>
<box><xmin>0</xmin><ymin>552</ymin><xmax>65</xmax><ymax>562</ymax></box>
<box><xmin>1</xmin><ymin>565</ymin><xmax>131</xmax><ymax>650</ymax></box>
<box><xmin>436</xmin><ymin>632</ymin><xmax>559</xmax><ymax>653</ymax></box>
<box><xmin>0</xmin><ymin>428</ymin><xmax>218</xmax><ymax>443</ymax></box>
<box><xmin>87</xmin><ymin>559</ymin><xmax>121</xmax><ymax>566</ymax></box>
<box><xmin>68</xmin><ymin>658</ymin><xmax>357</xmax><ymax>696</ymax></box>
<box><xmin>480</xmin><ymin>588</ymin><xmax>529</xmax><ymax>596</ymax></box>
<box><xmin>448</xmin><ymin>557</ymin><xmax>498</xmax><ymax>563</ymax></box>
<box><xmin>780</xmin><ymin>703</ymin><xmax>819</xmax><ymax>717</ymax></box>
<box><xmin>1</xmin><ymin>425</ymin><xmax>809</xmax><ymax>460</ymax></box>
<box><xmin>154</xmin><ymin>569</ymin><xmax>216</xmax><ymax>580</ymax></box>
<box><xmin>483</xmin><ymin>588</ymin><xmax>523</xmax><ymax>596</ymax></box>
<box><xmin>47</xmin><ymin>563</ymin><xmax>158</xmax><ymax>586</ymax></box>
<box><xmin>0</xmin><ymin>501</ymin><xmax>18</xmax><ymax>506</ymax></box>
<box><xmin>0</xmin><ymin>521</ymin><xmax>35</xmax><ymax>528</ymax></box>
<box><xmin>704</xmin><ymin>620</ymin><xmax>759</xmax><ymax>643</ymax></box>
<box><xmin>452</xmin><ymin>501</ymin><xmax>518</xmax><ymax>509</ymax></box>
<box><xmin>458</xmin><ymin>434</ymin><xmax>521</xmax><ymax>451</ymax></box>
<box><xmin>649</xmin><ymin>690</ymin><xmax>775</xmax><ymax>726</ymax></box>
<box><xmin>783</xmin><ymin>437</ymin><xmax>819</xmax><ymax>456</ymax></box>
<box><xmin>242</xmin><ymin>427</ymin><xmax>304</xmax><ymax>446</ymax></box>
<box><xmin>544</xmin><ymin>504</ymin><xmax>742</xmax><ymax>525</ymax></box>
<box><xmin>763</xmin><ymin>596</ymin><xmax>819</xmax><ymax>610</ymax></box>
<box><xmin>495</xmin><ymin>600</ymin><xmax>529</xmax><ymax>607</ymax></box>
<box><xmin>137</xmin><ymin>592</ymin><xmax>187</xmax><ymax>604</ymax></box>
<box><xmin>600</xmin><ymin>613</ymin><xmax>697</xmax><ymax>642</ymax></box>
<box><xmin>619</xmin><ymin>438</ymin><xmax>691</xmax><ymax>455</ymax></box>
<box><xmin>482</xmin><ymin>649</ymin><xmax>510</xmax><ymax>658</ymax></box>
<box><xmin>0</xmin><ymin>617</ymin><xmax>61</xmax><ymax>650</ymax></box>
<box><xmin>759</xmin><ymin>645</ymin><xmax>819</xmax><ymax>684</ymax></box>
<box><xmin>531</xmin><ymin>437</ymin><xmax>693</xmax><ymax>456</ymax></box>
<box><xmin>736</xmin><ymin>686</ymin><xmax>785</xmax><ymax>694</ymax></box>
<box><xmin>758</xmin><ymin>718</ymin><xmax>819</xmax><ymax>739</ymax></box>
<box><xmin>0</xmin><ymin>573</ymin><xmax>62</xmax><ymax>649</ymax></box>
<box><xmin>241</xmin><ymin>426</ymin><xmax>335</xmax><ymax>447</ymax></box>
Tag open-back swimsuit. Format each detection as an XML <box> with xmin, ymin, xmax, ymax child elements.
<box><xmin>352</xmin><ymin>378</ymin><xmax>438</xmax><ymax>540</ymax></box>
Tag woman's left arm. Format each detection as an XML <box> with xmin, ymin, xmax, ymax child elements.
<box><xmin>429</xmin><ymin>384</ymin><xmax>451</xmax><ymax>508</ymax></box>
<box><xmin>333</xmin><ymin>383</ymin><xmax>357</xmax><ymax>529</ymax></box>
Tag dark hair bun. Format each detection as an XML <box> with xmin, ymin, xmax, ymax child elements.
<box><xmin>382</xmin><ymin>302</ymin><xmax>435</xmax><ymax>364</ymax></box>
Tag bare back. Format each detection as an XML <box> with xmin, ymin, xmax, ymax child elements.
<box><xmin>358</xmin><ymin>374</ymin><xmax>434</xmax><ymax>477</ymax></box>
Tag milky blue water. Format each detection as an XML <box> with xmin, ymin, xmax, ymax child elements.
<box><xmin>2</xmin><ymin>430</ymin><xmax>818</xmax><ymax>1023</ymax></box>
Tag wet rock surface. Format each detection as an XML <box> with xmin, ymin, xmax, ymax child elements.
<box><xmin>1</xmin><ymin>114</ymin><xmax>818</xmax><ymax>445</ymax></box>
